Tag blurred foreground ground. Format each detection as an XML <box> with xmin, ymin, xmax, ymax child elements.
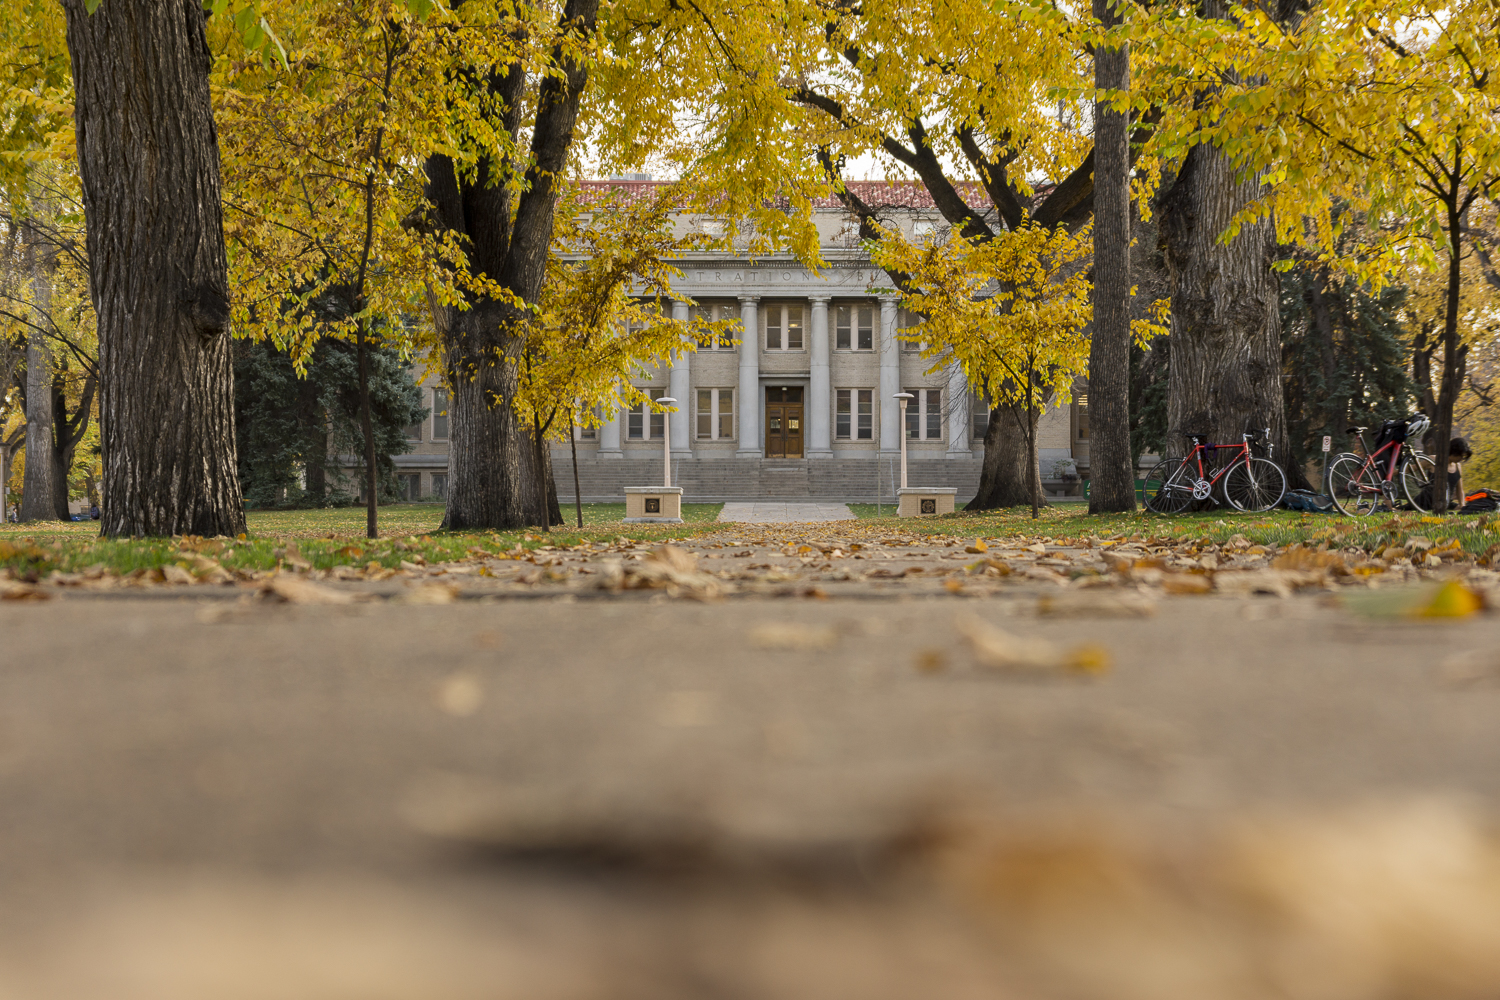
<box><xmin>4</xmin><ymin>530</ymin><xmax>1500</xmax><ymax>999</ymax></box>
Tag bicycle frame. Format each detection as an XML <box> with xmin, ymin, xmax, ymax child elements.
<box><xmin>1174</xmin><ymin>438</ymin><xmax>1256</xmax><ymax>498</ymax></box>
<box><xmin>1348</xmin><ymin>434</ymin><xmax>1403</xmax><ymax>489</ymax></box>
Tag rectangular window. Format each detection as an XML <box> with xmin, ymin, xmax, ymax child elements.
<box><xmin>762</xmin><ymin>304</ymin><xmax>805</xmax><ymax>351</ymax></box>
<box><xmin>1076</xmin><ymin>393</ymin><xmax>1090</xmax><ymax>440</ymax></box>
<box><xmin>857</xmin><ymin>389</ymin><xmax>873</xmax><ymax>439</ymax></box>
<box><xmin>900</xmin><ymin>309</ymin><xmax>923</xmax><ymax>352</ymax></box>
<box><xmin>695</xmin><ymin>388</ymin><xmax>734</xmax><ymax>440</ymax></box>
<box><xmin>432</xmin><ymin>389</ymin><xmax>449</xmax><ymax>440</ymax></box>
<box><xmin>404</xmin><ymin>420</ymin><xmax>422</xmax><ymax>443</ymax></box>
<box><xmin>691</xmin><ymin>303</ymin><xmax>737</xmax><ymax>350</ymax></box>
<box><xmin>972</xmin><ymin>394</ymin><xmax>991</xmax><ymax>441</ymax></box>
<box><xmin>628</xmin><ymin>388</ymin><xmax>666</xmax><ymax>440</ymax></box>
<box><xmin>836</xmin><ymin>389</ymin><xmax>852</xmax><ymax>439</ymax></box>
<box><xmin>430</xmin><ymin>473</ymin><xmax>448</xmax><ymax>501</ymax></box>
<box><xmin>398</xmin><ymin>473</ymin><xmax>421</xmax><ymax>502</ymax></box>
<box><xmin>904</xmin><ymin>387</ymin><xmax>943</xmax><ymax>440</ymax></box>
<box><xmin>835</xmin><ymin>305</ymin><xmax>875</xmax><ymax>350</ymax></box>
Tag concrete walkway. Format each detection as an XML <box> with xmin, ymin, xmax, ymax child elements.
<box><xmin>717</xmin><ymin>501</ymin><xmax>856</xmax><ymax>523</ymax></box>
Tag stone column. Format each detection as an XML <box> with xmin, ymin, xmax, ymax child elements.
<box><xmin>947</xmin><ymin>360</ymin><xmax>972</xmax><ymax>455</ymax></box>
<box><xmin>669</xmin><ymin>301</ymin><xmax>692</xmax><ymax>457</ymax></box>
<box><xmin>737</xmin><ymin>295</ymin><xmax>761</xmax><ymax>458</ymax></box>
<box><xmin>878</xmin><ymin>295</ymin><xmax>900</xmax><ymax>455</ymax></box>
<box><xmin>598</xmin><ymin>393</ymin><xmax>623</xmax><ymax>458</ymax></box>
<box><xmin>807</xmin><ymin>296</ymin><xmax>832</xmax><ymax>457</ymax></box>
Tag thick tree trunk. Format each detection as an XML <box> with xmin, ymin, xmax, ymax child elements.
<box><xmin>425</xmin><ymin>0</ymin><xmax>598</xmax><ymax>531</ymax></box>
<box><xmin>1089</xmin><ymin>0</ymin><xmax>1135</xmax><ymax>513</ymax></box>
<box><xmin>49</xmin><ymin>370</ymin><xmax>90</xmax><ymax>521</ymax></box>
<box><xmin>1160</xmin><ymin>141</ymin><xmax>1297</xmax><ymax>484</ymax></box>
<box><xmin>20</xmin><ymin>329</ymin><xmax>55</xmax><ymax>521</ymax></box>
<box><xmin>441</xmin><ymin>299</ymin><xmax>527</xmax><ymax>530</ymax></box>
<box><xmin>1430</xmin><ymin>212</ymin><xmax>1464</xmax><ymax>514</ymax></box>
<box><xmin>966</xmin><ymin>401</ymin><xmax>1044</xmax><ymax>509</ymax></box>
<box><xmin>63</xmin><ymin>0</ymin><xmax>244</xmax><ymax>537</ymax></box>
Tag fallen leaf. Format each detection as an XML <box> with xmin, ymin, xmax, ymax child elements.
<box><xmin>259</xmin><ymin>575</ymin><xmax>355</xmax><ymax>605</ymax></box>
<box><xmin>748</xmin><ymin>622</ymin><xmax>838</xmax><ymax>651</ymax></box>
<box><xmin>405</xmin><ymin>582</ymin><xmax>459</xmax><ymax>605</ymax></box>
<box><xmin>1037</xmin><ymin>592</ymin><xmax>1157</xmax><ymax>618</ymax></box>
<box><xmin>437</xmin><ymin>673</ymin><xmax>484</xmax><ymax>716</ymax></box>
<box><xmin>162</xmin><ymin>565</ymin><xmax>196</xmax><ymax>585</ymax></box>
<box><xmin>0</xmin><ymin>579</ymin><xmax>48</xmax><ymax>601</ymax></box>
<box><xmin>954</xmin><ymin>614</ymin><xmax>1111</xmax><ymax>676</ymax></box>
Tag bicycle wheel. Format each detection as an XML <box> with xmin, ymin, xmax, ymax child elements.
<box><xmin>1223</xmin><ymin>456</ymin><xmax>1287</xmax><ymax>512</ymax></box>
<box><xmin>1143</xmin><ymin>458</ymin><xmax>1195</xmax><ymax>514</ymax></box>
<box><xmin>1326</xmin><ymin>453</ymin><xmax>1381</xmax><ymax>516</ymax></box>
<box><xmin>1400</xmin><ymin>452</ymin><xmax>1436</xmax><ymax>512</ymax></box>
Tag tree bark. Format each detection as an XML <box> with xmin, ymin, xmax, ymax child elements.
<box><xmin>1160</xmin><ymin>140</ymin><xmax>1295</xmax><ymax>481</ymax></box>
<box><xmin>1429</xmin><ymin>205</ymin><xmax>1465</xmax><ymax>513</ymax></box>
<box><xmin>49</xmin><ymin>366</ymin><xmax>97</xmax><ymax>521</ymax></box>
<box><xmin>1089</xmin><ymin>0</ymin><xmax>1135</xmax><ymax>513</ymax></box>
<box><xmin>426</xmin><ymin>0</ymin><xmax>599</xmax><ymax>531</ymax></box>
<box><xmin>20</xmin><ymin>327</ymin><xmax>56</xmax><ymax>521</ymax></box>
<box><xmin>63</xmin><ymin>0</ymin><xmax>244</xmax><ymax>537</ymax></box>
<box><xmin>966</xmin><ymin>400</ymin><xmax>1045</xmax><ymax>509</ymax></box>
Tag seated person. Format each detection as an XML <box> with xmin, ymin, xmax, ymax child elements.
<box><xmin>1447</xmin><ymin>437</ymin><xmax>1472</xmax><ymax>506</ymax></box>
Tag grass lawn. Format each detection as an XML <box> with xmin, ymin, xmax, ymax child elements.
<box><xmin>837</xmin><ymin>504</ymin><xmax>1500</xmax><ymax>558</ymax></box>
<box><xmin>4</xmin><ymin>500</ymin><xmax>1495</xmax><ymax>579</ymax></box>
<box><xmin>0</xmin><ymin>502</ymin><xmax>725</xmax><ymax>579</ymax></box>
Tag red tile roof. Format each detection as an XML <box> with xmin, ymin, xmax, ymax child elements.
<box><xmin>576</xmin><ymin>179</ymin><xmax>989</xmax><ymax>212</ymax></box>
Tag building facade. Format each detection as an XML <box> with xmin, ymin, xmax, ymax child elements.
<box><xmin>386</xmin><ymin>182</ymin><xmax>1090</xmax><ymax>503</ymax></box>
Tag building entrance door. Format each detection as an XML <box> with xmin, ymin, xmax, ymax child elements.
<box><xmin>765</xmin><ymin>387</ymin><xmax>804</xmax><ymax>458</ymax></box>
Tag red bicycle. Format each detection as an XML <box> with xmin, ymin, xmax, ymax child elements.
<box><xmin>1326</xmin><ymin>413</ymin><xmax>1434</xmax><ymax>516</ymax></box>
<box><xmin>1143</xmin><ymin>429</ymin><xmax>1287</xmax><ymax>514</ymax></box>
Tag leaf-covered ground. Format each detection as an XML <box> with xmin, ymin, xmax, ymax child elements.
<box><xmin>4</xmin><ymin>504</ymin><xmax>1498</xmax><ymax>607</ymax></box>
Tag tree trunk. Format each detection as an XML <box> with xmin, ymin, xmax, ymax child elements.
<box><xmin>1160</xmin><ymin>140</ymin><xmax>1297</xmax><ymax>484</ymax></box>
<box><xmin>1089</xmin><ymin>0</ymin><xmax>1135</xmax><ymax>513</ymax></box>
<box><xmin>357</xmin><ymin>322</ymin><xmax>378</xmax><ymax>537</ymax></box>
<box><xmin>63</xmin><ymin>0</ymin><xmax>244</xmax><ymax>537</ymax></box>
<box><xmin>20</xmin><ymin>326</ymin><xmax>55</xmax><ymax>521</ymax></box>
<box><xmin>1429</xmin><ymin>209</ymin><xmax>1464</xmax><ymax>514</ymax></box>
<box><xmin>297</xmin><ymin>374</ymin><xmax>327</xmax><ymax>500</ymax></box>
<box><xmin>966</xmin><ymin>400</ymin><xmax>1044</xmax><ymax>509</ymax></box>
<box><xmin>425</xmin><ymin>0</ymin><xmax>598</xmax><ymax>531</ymax></box>
<box><xmin>440</xmin><ymin>298</ymin><xmax>527</xmax><ymax>530</ymax></box>
<box><xmin>569</xmin><ymin>414</ymin><xmax>583</xmax><ymax>529</ymax></box>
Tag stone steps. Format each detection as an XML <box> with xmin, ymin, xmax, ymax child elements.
<box><xmin>551</xmin><ymin>455</ymin><xmax>981</xmax><ymax>502</ymax></box>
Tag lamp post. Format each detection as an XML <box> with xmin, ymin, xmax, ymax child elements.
<box><xmin>657</xmin><ymin>397</ymin><xmax>677</xmax><ymax>488</ymax></box>
<box><xmin>893</xmin><ymin>392</ymin><xmax>914</xmax><ymax>490</ymax></box>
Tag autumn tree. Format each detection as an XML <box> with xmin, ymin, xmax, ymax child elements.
<box><xmin>1148</xmin><ymin>0</ymin><xmax>1500</xmax><ymax>509</ymax></box>
<box><xmin>875</xmin><ymin>224</ymin><xmax>1097</xmax><ymax>518</ymax></box>
<box><xmin>514</xmin><ymin>188</ymin><xmax>725</xmax><ymax>526</ymax></box>
<box><xmin>215</xmin><ymin>0</ymin><xmax>476</xmax><ymax>538</ymax></box>
<box><xmin>59</xmin><ymin>0</ymin><xmax>244</xmax><ymax>536</ymax></box>
<box><xmin>600</xmin><ymin>0</ymin><xmax>1175</xmax><ymax>509</ymax></box>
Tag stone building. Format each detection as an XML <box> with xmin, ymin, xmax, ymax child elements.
<box><xmin>388</xmin><ymin>180</ymin><xmax>1090</xmax><ymax>503</ymax></box>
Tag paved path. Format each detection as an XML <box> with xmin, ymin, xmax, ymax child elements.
<box><xmin>717</xmin><ymin>501</ymin><xmax>856</xmax><ymax>522</ymax></box>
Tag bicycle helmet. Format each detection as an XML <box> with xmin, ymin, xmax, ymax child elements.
<box><xmin>1406</xmin><ymin>412</ymin><xmax>1430</xmax><ymax>440</ymax></box>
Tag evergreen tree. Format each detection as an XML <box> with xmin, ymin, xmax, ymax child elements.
<box><xmin>1279</xmin><ymin>260</ymin><xmax>1415</xmax><ymax>479</ymax></box>
<box><xmin>234</xmin><ymin>338</ymin><xmax>426</xmax><ymax>509</ymax></box>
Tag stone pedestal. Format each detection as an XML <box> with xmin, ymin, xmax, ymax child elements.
<box><xmin>624</xmin><ymin>486</ymin><xmax>684</xmax><ymax>523</ymax></box>
<box><xmin>897</xmin><ymin>486</ymin><xmax>957</xmax><ymax>517</ymax></box>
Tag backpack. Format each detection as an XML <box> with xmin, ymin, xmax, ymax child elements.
<box><xmin>1460</xmin><ymin>489</ymin><xmax>1499</xmax><ymax>514</ymax></box>
<box><xmin>1283</xmin><ymin>489</ymin><xmax>1335</xmax><ymax>512</ymax></box>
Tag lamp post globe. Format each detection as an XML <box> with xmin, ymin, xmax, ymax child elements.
<box><xmin>893</xmin><ymin>392</ymin><xmax>914</xmax><ymax>490</ymax></box>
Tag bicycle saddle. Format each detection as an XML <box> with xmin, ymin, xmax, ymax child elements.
<box><xmin>1347</xmin><ymin>426</ymin><xmax>1367</xmax><ymax>434</ymax></box>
